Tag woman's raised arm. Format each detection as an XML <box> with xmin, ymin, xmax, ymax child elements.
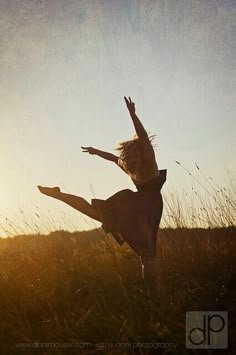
<box><xmin>124</xmin><ymin>96</ymin><xmax>149</xmax><ymax>141</ymax></box>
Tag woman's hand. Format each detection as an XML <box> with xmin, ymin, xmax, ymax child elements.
<box><xmin>124</xmin><ymin>96</ymin><xmax>136</xmax><ymax>115</ymax></box>
<box><xmin>81</xmin><ymin>147</ymin><xmax>97</xmax><ymax>155</ymax></box>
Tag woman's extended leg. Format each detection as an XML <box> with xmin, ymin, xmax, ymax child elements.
<box><xmin>38</xmin><ymin>186</ymin><xmax>101</xmax><ymax>221</ymax></box>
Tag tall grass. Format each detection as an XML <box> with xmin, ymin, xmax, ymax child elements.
<box><xmin>0</xmin><ymin>167</ymin><xmax>235</xmax><ymax>354</ymax></box>
<box><xmin>162</xmin><ymin>163</ymin><xmax>236</xmax><ymax>228</ymax></box>
<box><xmin>1</xmin><ymin>165</ymin><xmax>235</xmax><ymax>237</ymax></box>
<box><xmin>0</xmin><ymin>227</ymin><xmax>235</xmax><ymax>354</ymax></box>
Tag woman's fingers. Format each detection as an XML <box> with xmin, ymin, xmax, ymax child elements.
<box><xmin>81</xmin><ymin>146</ymin><xmax>89</xmax><ymax>152</ymax></box>
<box><xmin>124</xmin><ymin>96</ymin><xmax>132</xmax><ymax>111</ymax></box>
<box><xmin>81</xmin><ymin>146</ymin><xmax>95</xmax><ymax>154</ymax></box>
<box><xmin>129</xmin><ymin>97</ymin><xmax>135</xmax><ymax>106</ymax></box>
<box><xmin>124</xmin><ymin>96</ymin><xmax>134</xmax><ymax>108</ymax></box>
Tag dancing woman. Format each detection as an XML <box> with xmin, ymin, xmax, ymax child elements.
<box><xmin>38</xmin><ymin>97</ymin><xmax>166</xmax><ymax>300</ymax></box>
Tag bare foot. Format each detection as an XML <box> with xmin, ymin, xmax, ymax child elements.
<box><xmin>37</xmin><ymin>186</ymin><xmax>61</xmax><ymax>197</ymax></box>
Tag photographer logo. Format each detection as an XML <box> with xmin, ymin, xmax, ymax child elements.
<box><xmin>186</xmin><ymin>311</ymin><xmax>228</xmax><ymax>349</ymax></box>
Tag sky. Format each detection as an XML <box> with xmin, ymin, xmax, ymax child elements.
<box><xmin>0</xmin><ymin>0</ymin><xmax>235</xmax><ymax>236</ymax></box>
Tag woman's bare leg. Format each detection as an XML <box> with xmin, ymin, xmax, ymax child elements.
<box><xmin>140</xmin><ymin>256</ymin><xmax>159</xmax><ymax>302</ymax></box>
<box><xmin>37</xmin><ymin>186</ymin><xmax>101</xmax><ymax>221</ymax></box>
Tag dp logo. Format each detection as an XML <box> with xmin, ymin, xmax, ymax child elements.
<box><xmin>186</xmin><ymin>311</ymin><xmax>228</xmax><ymax>349</ymax></box>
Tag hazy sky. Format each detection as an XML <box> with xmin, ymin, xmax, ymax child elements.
<box><xmin>0</xmin><ymin>0</ymin><xmax>235</xmax><ymax>235</ymax></box>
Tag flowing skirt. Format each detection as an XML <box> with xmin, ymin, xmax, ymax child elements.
<box><xmin>92</xmin><ymin>182</ymin><xmax>163</xmax><ymax>257</ymax></box>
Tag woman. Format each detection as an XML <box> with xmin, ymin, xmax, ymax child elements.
<box><xmin>38</xmin><ymin>97</ymin><xmax>166</xmax><ymax>300</ymax></box>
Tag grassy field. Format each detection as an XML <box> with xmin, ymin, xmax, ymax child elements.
<box><xmin>0</xmin><ymin>226</ymin><xmax>235</xmax><ymax>354</ymax></box>
<box><xmin>0</xmin><ymin>168</ymin><xmax>235</xmax><ymax>354</ymax></box>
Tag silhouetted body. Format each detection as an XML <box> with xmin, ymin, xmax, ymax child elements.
<box><xmin>38</xmin><ymin>97</ymin><xmax>167</xmax><ymax>301</ymax></box>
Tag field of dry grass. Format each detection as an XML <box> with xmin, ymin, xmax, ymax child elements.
<box><xmin>0</xmin><ymin>226</ymin><xmax>235</xmax><ymax>354</ymax></box>
<box><xmin>0</xmin><ymin>169</ymin><xmax>235</xmax><ymax>354</ymax></box>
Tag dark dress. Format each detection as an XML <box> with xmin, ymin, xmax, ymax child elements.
<box><xmin>92</xmin><ymin>169</ymin><xmax>167</xmax><ymax>257</ymax></box>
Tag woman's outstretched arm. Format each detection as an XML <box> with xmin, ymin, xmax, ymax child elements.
<box><xmin>81</xmin><ymin>147</ymin><xmax>119</xmax><ymax>163</ymax></box>
<box><xmin>124</xmin><ymin>96</ymin><xmax>149</xmax><ymax>140</ymax></box>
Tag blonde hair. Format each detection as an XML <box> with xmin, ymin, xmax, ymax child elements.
<box><xmin>115</xmin><ymin>134</ymin><xmax>156</xmax><ymax>179</ymax></box>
